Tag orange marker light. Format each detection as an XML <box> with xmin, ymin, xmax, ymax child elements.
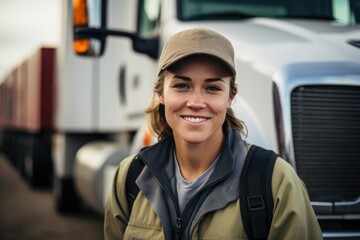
<box><xmin>74</xmin><ymin>39</ymin><xmax>90</xmax><ymax>54</ymax></box>
<box><xmin>73</xmin><ymin>0</ymin><xmax>90</xmax><ymax>54</ymax></box>
<box><xmin>73</xmin><ymin>0</ymin><xmax>88</xmax><ymax>26</ymax></box>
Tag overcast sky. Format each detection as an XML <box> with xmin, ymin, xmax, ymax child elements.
<box><xmin>0</xmin><ymin>0</ymin><xmax>61</xmax><ymax>81</ymax></box>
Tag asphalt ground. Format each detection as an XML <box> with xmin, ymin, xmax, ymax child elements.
<box><xmin>0</xmin><ymin>154</ymin><xmax>103</xmax><ymax>240</ymax></box>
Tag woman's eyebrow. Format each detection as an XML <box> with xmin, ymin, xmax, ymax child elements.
<box><xmin>205</xmin><ymin>77</ymin><xmax>226</xmax><ymax>83</ymax></box>
<box><xmin>172</xmin><ymin>75</ymin><xmax>191</xmax><ymax>81</ymax></box>
<box><xmin>172</xmin><ymin>75</ymin><xmax>225</xmax><ymax>83</ymax></box>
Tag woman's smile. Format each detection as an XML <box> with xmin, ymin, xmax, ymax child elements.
<box><xmin>182</xmin><ymin>115</ymin><xmax>210</xmax><ymax>124</ymax></box>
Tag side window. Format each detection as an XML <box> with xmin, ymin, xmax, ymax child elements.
<box><xmin>137</xmin><ymin>0</ymin><xmax>161</xmax><ymax>38</ymax></box>
<box><xmin>332</xmin><ymin>0</ymin><xmax>359</xmax><ymax>24</ymax></box>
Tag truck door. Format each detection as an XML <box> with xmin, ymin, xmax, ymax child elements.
<box><xmin>122</xmin><ymin>0</ymin><xmax>160</xmax><ymax>125</ymax></box>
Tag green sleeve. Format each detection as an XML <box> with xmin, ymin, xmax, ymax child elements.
<box><xmin>268</xmin><ymin>158</ymin><xmax>323</xmax><ymax>240</ymax></box>
<box><xmin>104</xmin><ymin>155</ymin><xmax>135</xmax><ymax>240</ymax></box>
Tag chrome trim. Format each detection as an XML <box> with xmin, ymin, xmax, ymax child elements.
<box><xmin>335</xmin><ymin>198</ymin><xmax>360</xmax><ymax>207</ymax></box>
<box><xmin>272</xmin><ymin>83</ymin><xmax>286</xmax><ymax>158</ymax></box>
<box><xmin>317</xmin><ymin>214</ymin><xmax>360</xmax><ymax>220</ymax></box>
<box><xmin>312</xmin><ymin>198</ymin><xmax>360</xmax><ymax>215</ymax></box>
<box><xmin>272</xmin><ymin>61</ymin><xmax>360</xmax><ymax>168</ymax></box>
<box><xmin>335</xmin><ymin>198</ymin><xmax>360</xmax><ymax>214</ymax></box>
<box><xmin>312</xmin><ymin>201</ymin><xmax>333</xmax><ymax>215</ymax></box>
<box><xmin>323</xmin><ymin>232</ymin><xmax>360</xmax><ymax>238</ymax></box>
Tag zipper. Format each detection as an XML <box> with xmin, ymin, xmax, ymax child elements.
<box><xmin>139</xmin><ymin>155</ymin><xmax>234</xmax><ymax>240</ymax></box>
<box><xmin>176</xmin><ymin>218</ymin><xmax>182</xmax><ymax>240</ymax></box>
<box><xmin>176</xmin><ymin>171</ymin><xmax>233</xmax><ymax>239</ymax></box>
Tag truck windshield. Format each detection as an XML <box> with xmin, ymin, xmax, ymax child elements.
<box><xmin>178</xmin><ymin>0</ymin><xmax>360</xmax><ymax>25</ymax></box>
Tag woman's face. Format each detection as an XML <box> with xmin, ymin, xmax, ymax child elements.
<box><xmin>159</xmin><ymin>55</ymin><xmax>234</xmax><ymax>145</ymax></box>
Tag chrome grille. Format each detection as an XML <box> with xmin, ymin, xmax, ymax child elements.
<box><xmin>291</xmin><ymin>85</ymin><xmax>360</xmax><ymax>202</ymax></box>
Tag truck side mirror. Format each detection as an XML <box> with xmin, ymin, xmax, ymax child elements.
<box><xmin>73</xmin><ymin>0</ymin><xmax>107</xmax><ymax>56</ymax></box>
<box><xmin>72</xmin><ymin>0</ymin><xmax>158</xmax><ymax>59</ymax></box>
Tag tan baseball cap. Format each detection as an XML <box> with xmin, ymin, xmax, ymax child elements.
<box><xmin>158</xmin><ymin>28</ymin><xmax>236</xmax><ymax>76</ymax></box>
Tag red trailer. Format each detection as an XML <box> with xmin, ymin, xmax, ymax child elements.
<box><xmin>0</xmin><ymin>47</ymin><xmax>55</xmax><ymax>186</ymax></box>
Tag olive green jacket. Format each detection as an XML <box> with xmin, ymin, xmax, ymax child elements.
<box><xmin>104</xmin><ymin>131</ymin><xmax>323</xmax><ymax>239</ymax></box>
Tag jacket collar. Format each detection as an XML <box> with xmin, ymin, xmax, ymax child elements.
<box><xmin>138</xmin><ymin>129</ymin><xmax>238</xmax><ymax>184</ymax></box>
<box><xmin>136</xmin><ymin>129</ymin><xmax>247</xmax><ymax>239</ymax></box>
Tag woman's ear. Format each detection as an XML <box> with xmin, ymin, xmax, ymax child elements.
<box><xmin>229</xmin><ymin>86</ymin><xmax>237</xmax><ymax>101</ymax></box>
<box><xmin>158</xmin><ymin>94</ymin><xmax>164</xmax><ymax>105</ymax></box>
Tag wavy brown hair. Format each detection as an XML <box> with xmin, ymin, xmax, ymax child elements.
<box><xmin>145</xmin><ymin>70</ymin><xmax>246</xmax><ymax>140</ymax></box>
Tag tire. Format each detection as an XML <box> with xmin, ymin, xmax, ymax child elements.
<box><xmin>24</xmin><ymin>135</ymin><xmax>52</xmax><ymax>188</ymax></box>
<box><xmin>53</xmin><ymin>176</ymin><xmax>80</xmax><ymax>213</ymax></box>
<box><xmin>16</xmin><ymin>135</ymin><xmax>27</xmax><ymax>177</ymax></box>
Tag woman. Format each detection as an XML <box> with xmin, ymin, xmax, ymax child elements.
<box><xmin>104</xmin><ymin>28</ymin><xmax>323</xmax><ymax>240</ymax></box>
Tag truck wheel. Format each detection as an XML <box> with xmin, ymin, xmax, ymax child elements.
<box><xmin>53</xmin><ymin>176</ymin><xmax>80</xmax><ymax>213</ymax></box>
<box><xmin>16</xmin><ymin>136</ymin><xmax>27</xmax><ymax>177</ymax></box>
<box><xmin>24</xmin><ymin>135</ymin><xmax>52</xmax><ymax>187</ymax></box>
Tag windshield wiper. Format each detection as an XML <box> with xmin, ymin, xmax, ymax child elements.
<box><xmin>184</xmin><ymin>11</ymin><xmax>257</xmax><ymax>21</ymax></box>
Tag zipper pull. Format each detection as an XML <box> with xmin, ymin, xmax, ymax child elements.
<box><xmin>175</xmin><ymin>218</ymin><xmax>182</xmax><ymax>240</ymax></box>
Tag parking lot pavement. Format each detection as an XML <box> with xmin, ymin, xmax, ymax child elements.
<box><xmin>0</xmin><ymin>154</ymin><xmax>103</xmax><ymax>240</ymax></box>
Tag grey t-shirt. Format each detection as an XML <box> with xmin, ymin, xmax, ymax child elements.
<box><xmin>174</xmin><ymin>153</ymin><xmax>219</xmax><ymax>214</ymax></box>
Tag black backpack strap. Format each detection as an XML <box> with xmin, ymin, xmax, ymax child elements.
<box><xmin>125</xmin><ymin>155</ymin><xmax>145</xmax><ymax>212</ymax></box>
<box><xmin>240</xmin><ymin>145</ymin><xmax>278</xmax><ymax>240</ymax></box>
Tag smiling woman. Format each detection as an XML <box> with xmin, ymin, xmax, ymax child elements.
<box><xmin>104</xmin><ymin>28</ymin><xmax>323</xmax><ymax>240</ymax></box>
<box><xmin>146</xmin><ymin>28</ymin><xmax>243</xmax><ymax>142</ymax></box>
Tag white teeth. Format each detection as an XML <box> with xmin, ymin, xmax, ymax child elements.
<box><xmin>184</xmin><ymin>117</ymin><xmax>206</xmax><ymax>123</ymax></box>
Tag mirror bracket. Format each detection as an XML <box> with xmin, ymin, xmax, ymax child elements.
<box><xmin>74</xmin><ymin>27</ymin><xmax>159</xmax><ymax>59</ymax></box>
<box><xmin>133</xmin><ymin>35</ymin><xmax>159</xmax><ymax>59</ymax></box>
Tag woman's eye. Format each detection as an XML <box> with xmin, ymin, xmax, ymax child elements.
<box><xmin>174</xmin><ymin>84</ymin><xmax>189</xmax><ymax>89</ymax></box>
<box><xmin>206</xmin><ymin>86</ymin><xmax>221</xmax><ymax>92</ymax></box>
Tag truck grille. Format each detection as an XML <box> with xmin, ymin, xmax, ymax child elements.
<box><xmin>291</xmin><ymin>85</ymin><xmax>360</xmax><ymax>202</ymax></box>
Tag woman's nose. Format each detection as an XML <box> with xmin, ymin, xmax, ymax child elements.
<box><xmin>186</xmin><ymin>91</ymin><xmax>206</xmax><ymax>109</ymax></box>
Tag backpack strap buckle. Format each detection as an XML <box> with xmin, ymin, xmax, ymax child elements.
<box><xmin>247</xmin><ymin>195</ymin><xmax>265</xmax><ymax>211</ymax></box>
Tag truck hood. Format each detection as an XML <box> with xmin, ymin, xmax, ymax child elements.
<box><xmin>168</xmin><ymin>18</ymin><xmax>360</xmax><ymax>77</ymax></box>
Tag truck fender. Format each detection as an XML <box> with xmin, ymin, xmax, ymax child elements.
<box><xmin>231</xmin><ymin>96</ymin><xmax>272</xmax><ymax>150</ymax></box>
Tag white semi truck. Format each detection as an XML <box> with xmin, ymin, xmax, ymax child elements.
<box><xmin>0</xmin><ymin>0</ymin><xmax>359</xmax><ymax>238</ymax></box>
<box><xmin>73</xmin><ymin>0</ymin><xmax>360</xmax><ymax>238</ymax></box>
